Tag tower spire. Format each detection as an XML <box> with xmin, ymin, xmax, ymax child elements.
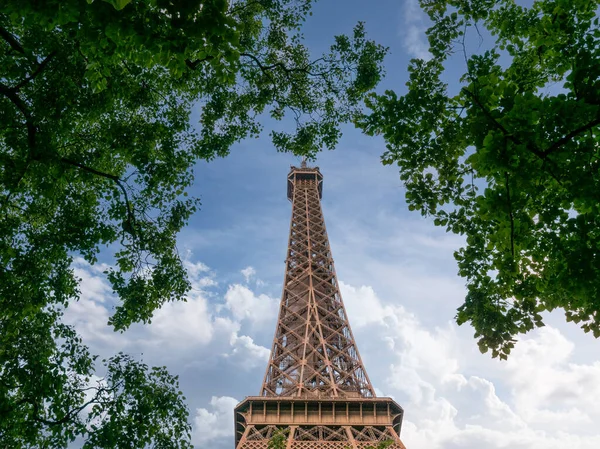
<box><xmin>233</xmin><ymin>164</ymin><xmax>407</xmax><ymax>449</ymax></box>
<box><xmin>261</xmin><ymin>163</ymin><xmax>373</xmax><ymax>398</ymax></box>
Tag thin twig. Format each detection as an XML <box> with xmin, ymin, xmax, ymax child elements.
<box><xmin>542</xmin><ymin>116</ymin><xmax>600</xmax><ymax>157</ymax></box>
<box><xmin>60</xmin><ymin>158</ymin><xmax>137</xmax><ymax>238</ymax></box>
<box><xmin>504</xmin><ymin>171</ymin><xmax>515</xmax><ymax>258</ymax></box>
<box><xmin>240</xmin><ymin>53</ymin><xmax>329</xmax><ymax>77</ymax></box>
<box><xmin>13</xmin><ymin>51</ymin><xmax>57</xmax><ymax>91</ymax></box>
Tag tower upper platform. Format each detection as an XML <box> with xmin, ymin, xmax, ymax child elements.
<box><xmin>287</xmin><ymin>164</ymin><xmax>323</xmax><ymax>200</ymax></box>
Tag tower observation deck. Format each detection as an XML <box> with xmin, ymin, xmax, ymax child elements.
<box><xmin>233</xmin><ymin>164</ymin><xmax>407</xmax><ymax>449</ymax></box>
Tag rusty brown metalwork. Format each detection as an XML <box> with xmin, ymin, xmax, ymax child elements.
<box><xmin>234</xmin><ymin>165</ymin><xmax>407</xmax><ymax>449</ymax></box>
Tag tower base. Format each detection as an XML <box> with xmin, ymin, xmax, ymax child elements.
<box><xmin>234</xmin><ymin>397</ymin><xmax>406</xmax><ymax>449</ymax></box>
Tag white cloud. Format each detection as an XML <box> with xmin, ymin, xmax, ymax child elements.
<box><xmin>63</xmin><ymin>292</ymin><xmax>122</xmax><ymax>352</ymax></box>
<box><xmin>149</xmin><ymin>293</ymin><xmax>216</xmax><ymax>347</ymax></box>
<box><xmin>184</xmin><ymin>259</ymin><xmax>218</xmax><ymax>288</ymax></box>
<box><xmin>65</xmin><ymin>258</ymin><xmax>223</xmax><ymax>356</ymax></box>
<box><xmin>223</xmin><ymin>284</ymin><xmax>278</xmax><ymax>325</ymax></box>
<box><xmin>73</xmin><ymin>258</ymin><xmax>112</xmax><ymax>303</ymax></box>
<box><xmin>64</xmin><ymin>260</ymin><xmax>121</xmax><ymax>352</ymax></box>
<box><xmin>339</xmin><ymin>281</ymin><xmax>390</xmax><ymax>328</ymax></box>
<box><xmin>241</xmin><ymin>266</ymin><xmax>256</xmax><ymax>283</ymax></box>
<box><xmin>63</xmin><ymin>237</ymin><xmax>600</xmax><ymax>449</ymax></box>
<box><xmin>241</xmin><ymin>265</ymin><xmax>266</xmax><ymax>287</ymax></box>
<box><xmin>503</xmin><ymin>327</ymin><xmax>600</xmax><ymax>434</ymax></box>
<box><xmin>192</xmin><ymin>396</ymin><xmax>239</xmax><ymax>445</ymax></box>
<box><xmin>341</xmin><ymin>280</ymin><xmax>600</xmax><ymax>449</ymax></box>
<box><xmin>64</xmin><ymin>259</ymin><xmax>271</xmax><ymax>371</ymax></box>
<box><xmin>227</xmin><ymin>334</ymin><xmax>271</xmax><ymax>369</ymax></box>
<box><xmin>400</xmin><ymin>0</ymin><xmax>432</xmax><ymax>60</ymax></box>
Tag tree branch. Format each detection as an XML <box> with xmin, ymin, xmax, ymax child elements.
<box><xmin>462</xmin><ymin>87</ymin><xmax>534</xmax><ymax>151</ymax></box>
<box><xmin>240</xmin><ymin>53</ymin><xmax>329</xmax><ymax>77</ymax></box>
<box><xmin>542</xmin><ymin>116</ymin><xmax>600</xmax><ymax>156</ymax></box>
<box><xmin>184</xmin><ymin>56</ymin><xmax>214</xmax><ymax>70</ymax></box>
<box><xmin>59</xmin><ymin>158</ymin><xmax>137</xmax><ymax>238</ymax></box>
<box><xmin>504</xmin><ymin>171</ymin><xmax>515</xmax><ymax>258</ymax></box>
<box><xmin>0</xmin><ymin>26</ymin><xmax>25</xmax><ymax>54</ymax></box>
<box><xmin>60</xmin><ymin>158</ymin><xmax>119</xmax><ymax>182</ymax></box>
<box><xmin>30</xmin><ymin>386</ymin><xmax>107</xmax><ymax>427</ymax></box>
<box><xmin>241</xmin><ymin>52</ymin><xmax>290</xmax><ymax>73</ymax></box>
<box><xmin>0</xmin><ymin>82</ymin><xmax>37</xmax><ymax>152</ymax></box>
<box><xmin>462</xmin><ymin>87</ymin><xmax>565</xmax><ymax>186</ymax></box>
<box><xmin>13</xmin><ymin>51</ymin><xmax>57</xmax><ymax>91</ymax></box>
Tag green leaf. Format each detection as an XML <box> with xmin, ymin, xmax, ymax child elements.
<box><xmin>102</xmin><ymin>0</ymin><xmax>132</xmax><ymax>10</ymax></box>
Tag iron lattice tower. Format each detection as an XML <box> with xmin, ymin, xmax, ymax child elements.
<box><xmin>234</xmin><ymin>164</ymin><xmax>406</xmax><ymax>449</ymax></box>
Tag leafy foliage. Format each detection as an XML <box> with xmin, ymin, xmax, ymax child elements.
<box><xmin>363</xmin><ymin>441</ymin><xmax>394</xmax><ymax>449</ymax></box>
<box><xmin>267</xmin><ymin>429</ymin><xmax>289</xmax><ymax>449</ymax></box>
<box><xmin>1</xmin><ymin>311</ymin><xmax>192</xmax><ymax>448</ymax></box>
<box><xmin>359</xmin><ymin>0</ymin><xmax>600</xmax><ymax>358</ymax></box>
<box><xmin>0</xmin><ymin>0</ymin><xmax>386</xmax><ymax>446</ymax></box>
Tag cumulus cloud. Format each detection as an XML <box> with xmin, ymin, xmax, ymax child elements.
<box><xmin>192</xmin><ymin>396</ymin><xmax>239</xmax><ymax>445</ymax></box>
<box><xmin>341</xmin><ymin>280</ymin><xmax>600</xmax><ymax>449</ymax></box>
<box><xmin>64</xmin><ymin>260</ymin><xmax>121</xmax><ymax>353</ymax></box>
<box><xmin>400</xmin><ymin>0</ymin><xmax>432</xmax><ymax>60</ymax></box>
<box><xmin>503</xmin><ymin>327</ymin><xmax>600</xmax><ymax>434</ymax></box>
<box><xmin>63</xmin><ymin>259</ymin><xmax>271</xmax><ymax>369</ymax></box>
<box><xmin>223</xmin><ymin>284</ymin><xmax>278</xmax><ymax>325</ymax></box>
<box><xmin>64</xmin><ymin>257</ymin><xmax>600</xmax><ymax>449</ymax></box>
<box><xmin>184</xmin><ymin>259</ymin><xmax>218</xmax><ymax>288</ymax></box>
<box><xmin>241</xmin><ymin>265</ymin><xmax>266</xmax><ymax>287</ymax></box>
<box><xmin>73</xmin><ymin>258</ymin><xmax>112</xmax><ymax>303</ymax></box>
<box><xmin>339</xmin><ymin>281</ymin><xmax>390</xmax><ymax>328</ymax></box>
<box><xmin>227</xmin><ymin>334</ymin><xmax>271</xmax><ymax>370</ymax></box>
<box><xmin>149</xmin><ymin>293</ymin><xmax>217</xmax><ymax>347</ymax></box>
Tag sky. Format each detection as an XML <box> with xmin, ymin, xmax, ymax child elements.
<box><xmin>62</xmin><ymin>1</ymin><xmax>600</xmax><ymax>448</ymax></box>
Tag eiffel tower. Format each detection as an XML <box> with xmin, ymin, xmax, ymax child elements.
<box><xmin>234</xmin><ymin>163</ymin><xmax>406</xmax><ymax>449</ymax></box>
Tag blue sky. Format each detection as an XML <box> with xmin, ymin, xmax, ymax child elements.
<box><xmin>65</xmin><ymin>2</ymin><xmax>600</xmax><ymax>448</ymax></box>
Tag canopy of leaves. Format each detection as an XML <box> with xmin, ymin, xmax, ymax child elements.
<box><xmin>0</xmin><ymin>0</ymin><xmax>386</xmax><ymax>446</ymax></box>
<box><xmin>359</xmin><ymin>0</ymin><xmax>600</xmax><ymax>359</ymax></box>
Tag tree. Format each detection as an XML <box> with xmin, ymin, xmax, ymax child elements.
<box><xmin>0</xmin><ymin>0</ymin><xmax>386</xmax><ymax>446</ymax></box>
<box><xmin>363</xmin><ymin>441</ymin><xmax>394</xmax><ymax>449</ymax></box>
<box><xmin>359</xmin><ymin>0</ymin><xmax>600</xmax><ymax>359</ymax></box>
<box><xmin>267</xmin><ymin>429</ymin><xmax>288</xmax><ymax>449</ymax></box>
